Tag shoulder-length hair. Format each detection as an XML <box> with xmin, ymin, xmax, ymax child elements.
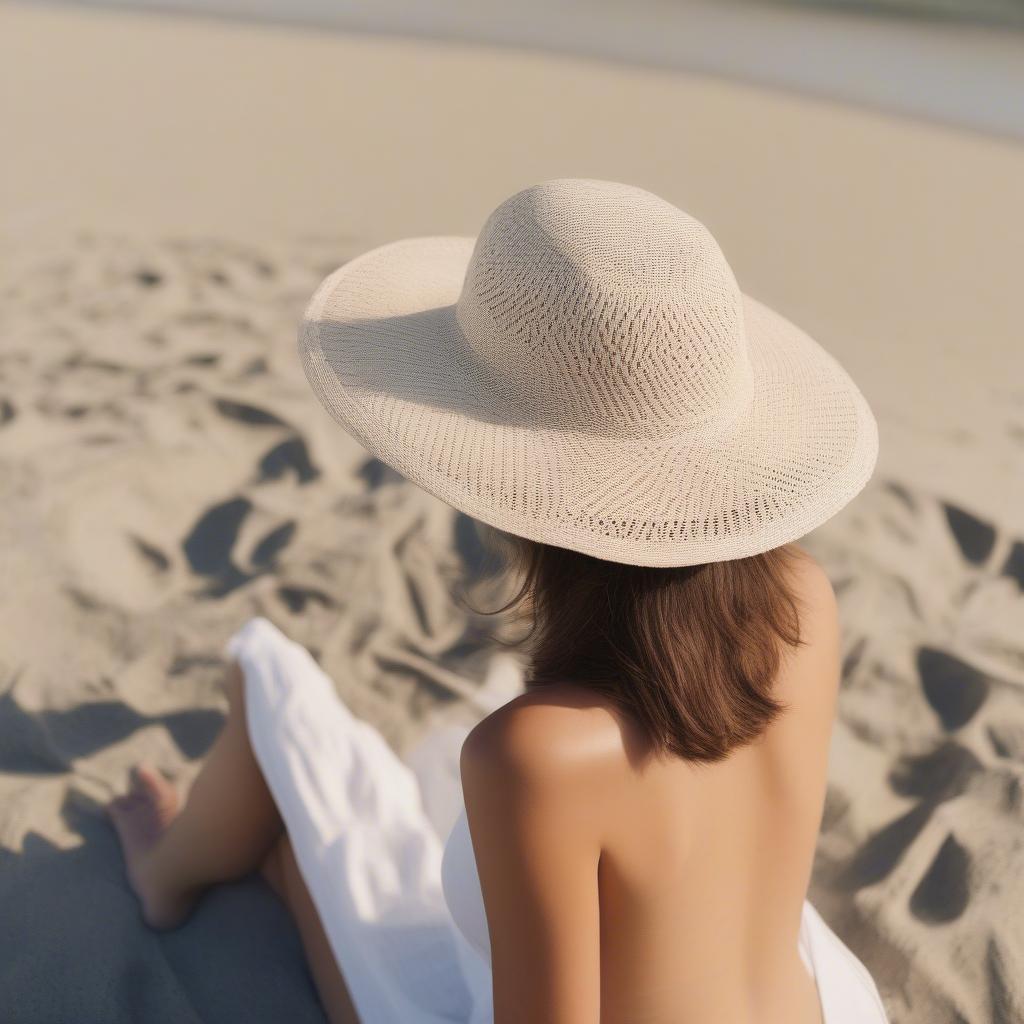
<box><xmin>460</xmin><ymin>524</ymin><xmax>807</xmax><ymax>764</ymax></box>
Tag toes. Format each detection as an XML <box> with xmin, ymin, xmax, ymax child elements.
<box><xmin>108</xmin><ymin>793</ymin><xmax>141</xmax><ymax>822</ymax></box>
<box><xmin>129</xmin><ymin>763</ymin><xmax>160</xmax><ymax>793</ymax></box>
<box><xmin>126</xmin><ymin>765</ymin><xmax>181</xmax><ymax>829</ymax></box>
<box><xmin>130</xmin><ymin>764</ymin><xmax>177</xmax><ymax>804</ymax></box>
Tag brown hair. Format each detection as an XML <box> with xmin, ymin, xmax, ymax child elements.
<box><xmin>459</xmin><ymin>525</ymin><xmax>807</xmax><ymax>764</ymax></box>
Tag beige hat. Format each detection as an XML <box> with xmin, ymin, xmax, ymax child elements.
<box><xmin>298</xmin><ymin>178</ymin><xmax>877</xmax><ymax>567</ymax></box>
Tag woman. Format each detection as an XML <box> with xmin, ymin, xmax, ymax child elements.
<box><xmin>108</xmin><ymin>179</ymin><xmax>889</xmax><ymax>1024</ymax></box>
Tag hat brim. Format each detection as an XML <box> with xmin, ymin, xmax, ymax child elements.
<box><xmin>299</xmin><ymin>236</ymin><xmax>878</xmax><ymax>567</ymax></box>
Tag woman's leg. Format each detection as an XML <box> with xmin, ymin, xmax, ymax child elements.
<box><xmin>261</xmin><ymin>834</ymin><xmax>363</xmax><ymax>1024</ymax></box>
<box><xmin>108</xmin><ymin>659</ymin><xmax>362</xmax><ymax>1022</ymax></box>
<box><xmin>107</xmin><ymin>661</ymin><xmax>284</xmax><ymax>928</ymax></box>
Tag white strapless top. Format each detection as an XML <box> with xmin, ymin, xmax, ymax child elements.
<box><xmin>440</xmin><ymin>807</ymin><xmax>492</xmax><ymax>963</ymax></box>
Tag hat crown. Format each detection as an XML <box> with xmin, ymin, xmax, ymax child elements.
<box><xmin>455</xmin><ymin>179</ymin><xmax>752</xmax><ymax>438</ymax></box>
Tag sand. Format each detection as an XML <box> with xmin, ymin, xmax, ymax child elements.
<box><xmin>1</xmin><ymin>4</ymin><xmax>1023</xmax><ymax>1023</ymax></box>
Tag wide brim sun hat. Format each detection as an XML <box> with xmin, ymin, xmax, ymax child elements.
<box><xmin>298</xmin><ymin>178</ymin><xmax>878</xmax><ymax>568</ymax></box>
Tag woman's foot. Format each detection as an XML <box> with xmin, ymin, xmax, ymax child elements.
<box><xmin>107</xmin><ymin>764</ymin><xmax>196</xmax><ymax>929</ymax></box>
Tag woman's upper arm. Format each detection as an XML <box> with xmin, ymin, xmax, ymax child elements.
<box><xmin>460</xmin><ymin>701</ymin><xmax>603</xmax><ymax>1024</ymax></box>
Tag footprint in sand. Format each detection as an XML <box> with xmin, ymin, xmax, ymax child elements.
<box><xmin>888</xmin><ymin>740</ymin><xmax>982</xmax><ymax>803</ymax></box>
<box><xmin>842</xmin><ymin>738</ymin><xmax>985</xmax><ymax>891</ymax></box>
<box><xmin>213</xmin><ymin>397</ymin><xmax>288</xmax><ymax>428</ymax></box>
<box><xmin>840</xmin><ymin>802</ymin><xmax>934</xmax><ymax>890</ymax></box>
<box><xmin>129</xmin><ymin>534</ymin><xmax>171</xmax><ymax>574</ymax></box>
<box><xmin>181</xmin><ymin>497</ymin><xmax>252</xmax><ymax>594</ymax></box>
<box><xmin>358</xmin><ymin>456</ymin><xmax>404</xmax><ymax>490</ymax></box>
<box><xmin>941</xmin><ymin>497</ymin><xmax>1024</xmax><ymax>590</ymax></box>
<box><xmin>250</xmin><ymin>521</ymin><xmax>296</xmax><ymax>570</ymax></box>
<box><xmin>0</xmin><ymin>690</ymin><xmax>223</xmax><ymax>770</ymax></box>
<box><xmin>916</xmin><ymin>647</ymin><xmax>990</xmax><ymax>731</ymax></box>
<box><xmin>1001</xmin><ymin>540</ymin><xmax>1024</xmax><ymax>589</ymax></box>
<box><xmin>182</xmin><ymin>497</ymin><xmax>298</xmax><ymax>596</ymax></box>
<box><xmin>257</xmin><ymin>436</ymin><xmax>320</xmax><ymax>485</ymax></box>
<box><xmin>134</xmin><ymin>267</ymin><xmax>163</xmax><ymax>288</ymax></box>
<box><xmin>909</xmin><ymin>834</ymin><xmax>971</xmax><ymax>924</ymax></box>
<box><xmin>987</xmin><ymin>720</ymin><xmax>1024</xmax><ymax>761</ymax></box>
<box><xmin>942</xmin><ymin>502</ymin><xmax>996</xmax><ymax>565</ymax></box>
<box><xmin>276</xmin><ymin>585</ymin><xmax>335</xmax><ymax>614</ymax></box>
<box><xmin>183</xmin><ymin>353</ymin><xmax>221</xmax><ymax>368</ymax></box>
<box><xmin>239</xmin><ymin>356</ymin><xmax>268</xmax><ymax>377</ymax></box>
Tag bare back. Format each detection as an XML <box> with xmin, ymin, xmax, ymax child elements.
<box><xmin>464</xmin><ymin>548</ymin><xmax>839</xmax><ymax>1024</ymax></box>
<box><xmin>592</xmin><ymin>549</ymin><xmax>837</xmax><ymax>1023</ymax></box>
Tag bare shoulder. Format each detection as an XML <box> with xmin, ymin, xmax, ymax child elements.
<box><xmin>785</xmin><ymin>544</ymin><xmax>840</xmax><ymax>640</ymax></box>
<box><xmin>461</xmin><ymin>685</ymin><xmax>631</xmax><ymax>790</ymax></box>
<box><xmin>459</xmin><ymin>692</ymin><xmax>605</xmax><ymax>1022</ymax></box>
<box><xmin>778</xmin><ymin>545</ymin><xmax>842</xmax><ymax>707</ymax></box>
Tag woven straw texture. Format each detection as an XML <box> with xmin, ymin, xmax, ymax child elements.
<box><xmin>298</xmin><ymin>179</ymin><xmax>878</xmax><ymax>567</ymax></box>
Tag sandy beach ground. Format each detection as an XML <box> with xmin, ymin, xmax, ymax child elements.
<box><xmin>1</xmin><ymin>4</ymin><xmax>1023</xmax><ymax>1022</ymax></box>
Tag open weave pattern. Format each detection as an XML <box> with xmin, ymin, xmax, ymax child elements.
<box><xmin>456</xmin><ymin>180</ymin><xmax>752</xmax><ymax>439</ymax></box>
<box><xmin>298</xmin><ymin>179</ymin><xmax>878</xmax><ymax>567</ymax></box>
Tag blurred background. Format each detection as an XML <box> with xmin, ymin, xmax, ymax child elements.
<box><xmin>1</xmin><ymin>2</ymin><xmax>1022</xmax><ymax>1022</ymax></box>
